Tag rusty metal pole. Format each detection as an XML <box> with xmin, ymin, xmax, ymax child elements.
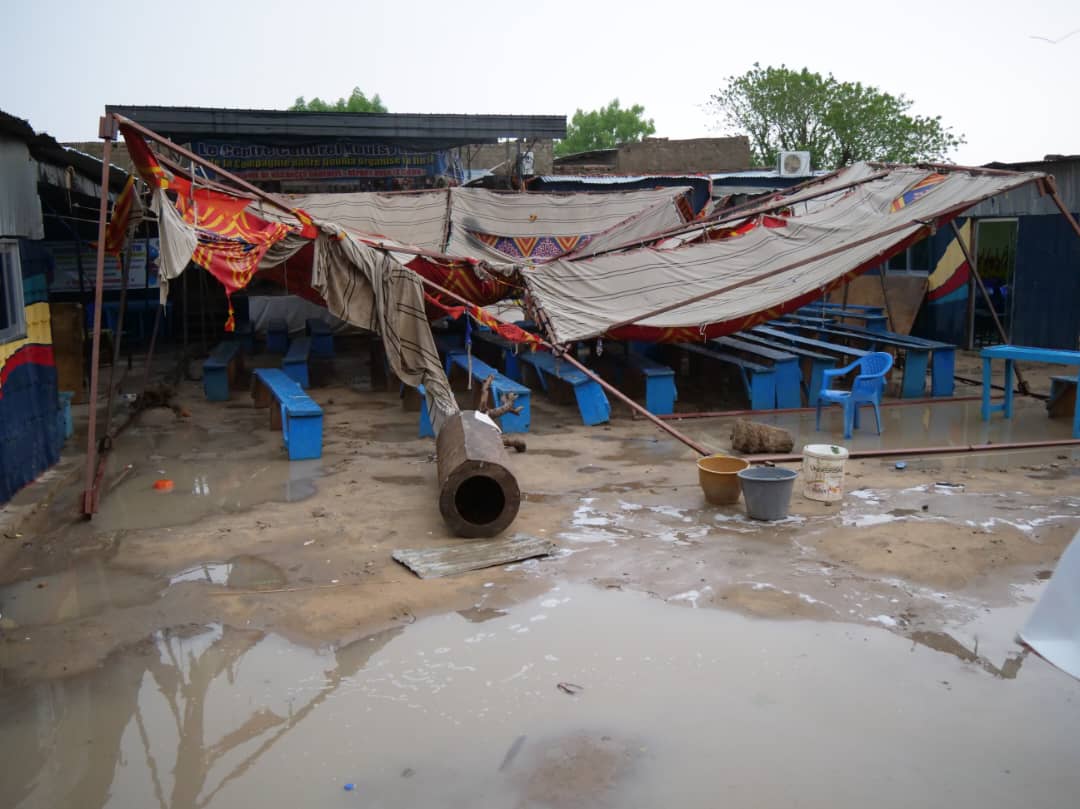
<box><xmin>555</xmin><ymin>350</ymin><xmax>714</xmax><ymax>456</ymax></box>
<box><xmin>82</xmin><ymin>115</ymin><xmax>115</xmax><ymax>517</ymax></box>
<box><xmin>950</xmin><ymin>220</ymin><xmax>1030</xmax><ymax>394</ymax></box>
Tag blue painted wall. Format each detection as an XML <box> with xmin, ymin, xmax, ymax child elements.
<box><xmin>0</xmin><ymin>240</ymin><xmax>61</xmax><ymax>504</ymax></box>
<box><xmin>914</xmin><ymin>214</ymin><xmax>1080</xmax><ymax>350</ymax></box>
<box><xmin>1010</xmin><ymin>215</ymin><xmax>1080</xmax><ymax>349</ymax></box>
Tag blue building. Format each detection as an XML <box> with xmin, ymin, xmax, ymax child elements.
<box><xmin>1</xmin><ymin>110</ymin><xmax>125</xmax><ymax>503</ymax></box>
<box><xmin>914</xmin><ymin>156</ymin><xmax>1080</xmax><ymax>350</ymax></box>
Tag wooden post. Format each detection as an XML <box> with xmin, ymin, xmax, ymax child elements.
<box><xmin>82</xmin><ymin>116</ymin><xmax>115</xmax><ymax>516</ymax></box>
<box><xmin>951</xmin><ymin>220</ymin><xmax>1030</xmax><ymax>394</ymax></box>
<box><xmin>436</xmin><ymin>411</ymin><xmax>521</xmax><ymax>538</ymax></box>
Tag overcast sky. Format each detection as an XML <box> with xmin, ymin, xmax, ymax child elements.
<box><xmin>3</xmin><ymin>0</ymin><xmax>1077</xmax><ymax>166</ymax></box>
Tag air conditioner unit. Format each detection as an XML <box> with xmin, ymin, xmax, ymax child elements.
<box><xmin>778</xmin><ymin>151</ymin><xmax>812</xmax><ymax>177</ymax></box>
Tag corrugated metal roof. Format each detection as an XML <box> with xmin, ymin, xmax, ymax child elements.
<box><xmin>965</xmin><ymin>158</ymin><xmax>1080</xmax><ymax>216</ymax></box>
<box><xmin>537</xmin><ymin>174</ymin><xmax>706</xmax><ymax>184</ymax></box>
<box><xmin>107</xmin><ymin>105</ymin><xmax>567</xmax><ymax>148</ymax></box>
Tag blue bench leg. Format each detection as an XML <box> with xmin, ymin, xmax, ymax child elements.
<box><xmin>285</xmin><ymin>413</ymin><xmax>323</xmax><ymax>460</ymax></box>
<box><xmin>1003</xmin><ymin>359</ymin><xmax>1015</xmax><ymax>419</ymax></box>
<box><xmin>503</xmin><ymin>350</ymin><xmax>522</xmax><ymax>383</ymax></box>
<box><xmin>808</xmin><ymin>359</ymin><xmax>832</xmax><ymax>405</ymax></box>
<box><xmin>284</xmin><ymin>362</ymin><xmax>309</xmax><ymax>389</ymax></box>
<box><xmin>644</xmin><ymin>377</ymin><xmax>676</xmax><ymax>415</ymax></box>
<box><xmin>573</xmin><ymin>381</ymin><xmax>611</xmax><ymax>426</ymax></box>
<box><xmin>204</xmin><ymin>368</ymin><xmax>230</xmax><ymax>402</ymax></box>
<box><xmin>748</xmin><ymin>371</ymin><xmax>776</xmax><ymax>411</ymax></box>
<box><xmin>981</xmin><ymin>357</ymin><xmax>993</xmax><ymax>421</ymax></box>
<box><xmin>901</xmin><ymin>349</ymin><xmax>929</xmax><ymax>398</ymax></box>
<box><xmin>843</xmin><ymin>399</ymin><xmax>854</xmax><ymax>440</ymax></box>
<box><xmin>930</xmin><ymin>349</ymin><xmax>955</xmax><ymax>397</ymax></box>
<box><xmin>1073</xmin><ymin>370</ymin><xmax>1080</xmax><ymax>439</ymax></box>
<box><xmin>419</xmin><ymin>405</ymin><xmax>434</xmax><ymax>439</ymax></box>
<box><xmin>775</xmin><ymin>361</ymin><xmax>802</xmax><ymax>409</ymax></box>
<box><xmin>495</xmin><ymin>390</ymin><xmax>531</xmax><ymax>433</ymax></box>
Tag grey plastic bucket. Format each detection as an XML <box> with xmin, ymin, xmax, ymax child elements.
<box><xmin>737</xmin><ymin>466</ymin><xmax>798</xmax><ymax>521</ymax></box>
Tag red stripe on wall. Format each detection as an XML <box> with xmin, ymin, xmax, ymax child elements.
<box><xmin>0</xmin><ymin>344</ymin><xmax>56</xmax><ymax>397</ymax></box>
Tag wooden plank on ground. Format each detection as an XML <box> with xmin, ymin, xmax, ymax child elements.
<box><xmin>392</xmin><ymin>534</ymin><xmax>555</xmax><ymax>579</ymax></box>
<box><xmin>830</xmin><ymin>275</ymin><xmax>928</xmax><ymax>336</ymax></box>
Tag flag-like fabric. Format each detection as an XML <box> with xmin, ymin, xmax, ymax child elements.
<box><xmin>101</xmin><ymin>176</ymin><xmax>139</xmax><ymax>256</ymax></box>
<box><xmin>927</xmin><ymin>219</ymin><xmax>972</xmax><ymax>302</ymax></box>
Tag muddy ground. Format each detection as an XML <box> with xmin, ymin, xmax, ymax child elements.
<box><xmin>1</xmin><ymin>347</ymin><xmax>1078</xmax><ymax>807</ymax></box>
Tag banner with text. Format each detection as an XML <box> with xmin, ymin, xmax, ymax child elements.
<box><xmin>46</xmin><ymin>239</ymin><xmax>159</xmax><ymax>293</ymax></box>
<box><xmin>191</xmin><ymin>140</ymin><xmax>463</xmax><ymax>183</ymax></box>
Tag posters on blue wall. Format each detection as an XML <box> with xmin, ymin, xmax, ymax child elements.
<box><xmin>45</xmin><ymin>239</ymin><xmax>159</xmax><ymax>293</ymax></box>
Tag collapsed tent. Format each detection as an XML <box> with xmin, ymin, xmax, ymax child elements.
<box><xmin>123</xmin><ymin>114</ymin><xmax>1050</xmax><ymax>357</ymax></box>
<box><xmin>523</xmin><ymin>164</ymin><xmax>1047</xmax><ymax>344</ymax></box>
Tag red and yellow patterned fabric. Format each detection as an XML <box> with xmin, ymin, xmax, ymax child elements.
<box><xmin>100</xmin><ymin>176</ymin><xmax>139</xmax><ymax>256</ymax></box>
<box><xmin>424</xmin><ymin>294</ymin><xmax>543</xmax><ymax>347</ymax></box>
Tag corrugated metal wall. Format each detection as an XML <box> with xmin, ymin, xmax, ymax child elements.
<box><xmin>1011</xmin><ymin>215</ymin><xmax>1080</xmax><ymax>349</ymax></box>
<box><xmin>965</xmin><ymin>160</ymin><xmax>1080</xmax><ymax>217</ymax></box>
<box><xmin>0</xmin><ymin>136</ymin><xmax>43</xmax><ymax>239</ymax></box>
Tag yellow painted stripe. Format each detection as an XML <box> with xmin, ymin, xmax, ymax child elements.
<box><xmin>0</xmin><ymin>301</ymin><xmax>53</xmax><ymax>368</ymax></box>
<box><xmin>928</xmin><ymin>220</ymin><xmax>970</xmax><ymax>292</ymax></box>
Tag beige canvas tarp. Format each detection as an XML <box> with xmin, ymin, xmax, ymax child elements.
<box><xmin>523</xmin><ymin>164</ymin><xmax>1045</xmax><ymax>344</ymax></box>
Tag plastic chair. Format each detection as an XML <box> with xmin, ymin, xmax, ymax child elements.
<box><xmin>815</xmin><ymin>352</ymin><xmax>893</xmax><ymax>439</ymax></box>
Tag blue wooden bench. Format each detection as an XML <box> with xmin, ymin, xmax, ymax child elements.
<box><xmin>266</xmin><ymin>318</ymin><xmax>289</xmax><ymax>354</ymax></box>
<box><xmin>751</xmin><ymin>326</ymin><xmax>869</xmax><ymax>362</ymax></box>
<box><xmin>203</xmin><ymin>341</ymin><xmax>242</xmax><ymax>402</ymax></box>
<box><xmin>283</xmin><ymin>336</ymin><xmax>312</xmax><ymax>388</ymax></box>
<box><xmin>780</xmin><ymin>321</ymin><xmax>954</xmax><ymax>399</ymax></box>
<box><xmin>616</xmin><ymin>351</ymin><xmax>677</xmax><ymax>415</ymax></box>
<box><xmin>679</xmin><ymin>342</ymin><xmax>775</xmax><ymax>411</ymax></box>
<box><xmin>306</xmin><ymin>318</ymin><xmax>335</xmax><ymax>357</ymax></box>
<box><xmin>519</xmin><ymin>350</ymin><xmax>610</xmax><ymax>425</ymax></box>
<box><xmin>982</xmin><ymin>345</ymin><xmax>1080</xmax><ymax>438</ymax></box>
<box><xmin>444</xmin><ymin>351</ymin><xmax>531</xmax><ymax>434</ymax></box>
<box><xmin>472</xmin><ymin>329</ymin><xmax>524</xmax><ymax>382</ymax></box>
<box><xmin>835</xmin><ymin>323</ymin><xmax>955</xmax><ymax>398</ymax></box>
<box><xmin>710</xmin><ymin>335</ymin><xmax>801</xmax><ymax>408</ymax></box>
<box><xmin>251</xmin><ymin>368</ymin><xmax>323</xmax><ymax>460</ymax></box>
<box><xmin>225</xmin><ymin>321</ymin><xmax>256</xmax><ymax>354</ymax></box>
<box><xmin>738</xmin><ymin>330</ymin><xmax>836</xmax><ymax>405</ymax></box>
<box><xmin>801</xmin><ymin>304</ymin><xmax>888</xmax><ymax>332</ymax></box>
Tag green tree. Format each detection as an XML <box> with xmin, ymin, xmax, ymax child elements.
<box><xmin>554</xmin><ymin>99</ymin><xmax>656</xmax><ymax>157</ymax></box>
<box><xmin>709</xmin><ymin>64</ymin><xmax>964</xmax><ymax>169</ymax></box>
<box><xmin>289</xmin><ymin>87</ymin><xmax>387</xmax><ymax>113</ymax></box>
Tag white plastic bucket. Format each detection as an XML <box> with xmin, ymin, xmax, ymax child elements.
<box><xmin>802</xmin><ymin>444</ymin><xmax>849</xmax><ymax>502</ymax></box>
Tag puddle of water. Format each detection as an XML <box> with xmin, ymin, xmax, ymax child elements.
<box><xmin>839</xmin><ymin>488</ymin><xmax>1080</xmax><ymax>534</ymax></box>
<box><xmin>88</xmin><ymin>459</ymin><xmax>324</xmax><ymax>533</ymax></box>
<box><xmin>0</xmin><ymin>555</ymin><xmax>288</xmax><ymax>628</ymax></box>
<box><xmin>169</xmin><ymin>556</ymin><xmax>287</xmax><ymax>591</ymax></box>
<box><xmin>0</xmin><ymin>561</ymin><xmax>159</xmax><ymax>627</ymax></box>
<box><xmin>2</xmin><ymin>583</ymin><xmax>1077</xmax><ymax>809</ymax></box>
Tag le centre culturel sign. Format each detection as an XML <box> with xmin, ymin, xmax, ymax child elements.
<box><xmin>191</xmin><ymin>140</ymin><xmax>462</xmax><ymax>182</ymax></box>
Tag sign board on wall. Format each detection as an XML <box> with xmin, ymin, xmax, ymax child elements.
<box><xmin>191</xmin><ymin>140</ymin><xmax>463</xmax><ymax>183</ymax></box>
<box><xmin>46</xmin><ymin>239</ymin><xmax>159</xmax><ymax>293</ymax></box>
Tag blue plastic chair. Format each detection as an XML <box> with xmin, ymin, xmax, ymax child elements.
<box><xmin>815</xmin><ymin>352</ymin><xmax>893</xmax><ymax>439</ymax></box>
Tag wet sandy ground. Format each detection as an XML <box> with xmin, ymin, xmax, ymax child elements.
<box><xmin>1</xmin><ymin>351</ymin><xmax>1079</xmax><ymax>807</ymax></box>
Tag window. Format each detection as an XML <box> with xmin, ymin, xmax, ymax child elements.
<box><xmin>1</xmin><ymin>240</ymin><xmax>26</xmax><ymax>344</ymax></box>
<box><xmin>885</xmin><ymin>235</ymin><xmax>933</xmax><ymax>275</ymax></box>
